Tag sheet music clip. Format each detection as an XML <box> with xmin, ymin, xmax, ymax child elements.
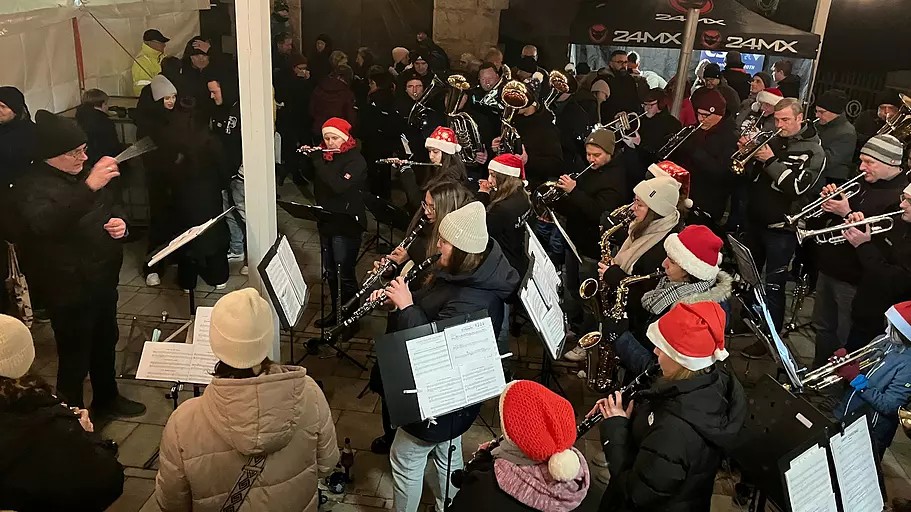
<box><xmin>499</xmin><ymin>352</ymin><xmax>513</xmax><ymax>359</ymax></box>
<box><xmin>402</xmin><ymin>389</ymin><xmax>419</xmax><ymax>395</ymax></box>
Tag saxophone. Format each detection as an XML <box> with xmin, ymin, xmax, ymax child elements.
<box><xmin>579</xmin><ymin>212</ymin><xmax>633</xmax><ymax>320</ymax></box>
<box><xmin>609</xmin><ymin>270</ymin><xmax>665</xmax><ymax>321</ymax></box>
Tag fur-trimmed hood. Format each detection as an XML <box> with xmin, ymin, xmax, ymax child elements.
<box><xmin>679</xmin><ymin>271</ymin><xmax>733</xmax><ymax>305</ymax></box>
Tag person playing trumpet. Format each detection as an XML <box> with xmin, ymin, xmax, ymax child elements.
<box><xmin>809</xmin><ymin>134</ymin><xmax>909</xmax><ymax>368</ymax></box>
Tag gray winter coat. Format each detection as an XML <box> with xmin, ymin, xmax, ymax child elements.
<box><xmin>817</xmin><ymin>115</ymin><xmax>857</xmax><ymax>181</ymax></box>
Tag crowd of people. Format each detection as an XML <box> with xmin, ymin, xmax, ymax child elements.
<box><xmin>1</xmin><ymin>7</ymin><xmax>911</xmax><ymax>510</ymax></box>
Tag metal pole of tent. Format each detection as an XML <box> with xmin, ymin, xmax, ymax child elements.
<box><xmin>671</xmin><ymin>8</ymin><xmax>701</xmax><ymax>118</ymax></box>
<box><xmin>805</xmin><ymin>0</ymin><xmax>833</xmax><ymax>102</ymax></box>
<box><xmin>235</xmin><ymin>0</ymin><xmax>281</xmax><ymax>359</ymax></box>
<box><xmin>72</xmin><ymin>18</ymin><xmax>86</xmax><ymax>95</ymax></box>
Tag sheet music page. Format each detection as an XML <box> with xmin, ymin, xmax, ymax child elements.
<box><xmin>265</xmin><ymin>256</ymin><xmax>302</xmax><ymax>326</ymax></box>
<box><xmin>541</xmin><ymin>299</ymin><xmax>566</xmax><ymax>359</ymax></box>
<box><xmin>149</xmin><ymin>209</ymin><xmax>234</xmax><ymax>267</ymax></box>
<box><xmin>277</xmin><ymin>236</ymin><xmax>307</xmax><ymax>305</ymax></box>
<box><xmin>192</xmin><ymin>307</ymin><xmax>214</xmax><ymax>347</ymax></box>
<box><xmin>445</xmin><ymin>318</ymin><xmax>499</xmax><ymax>364</ymax></box>
<box><xmin>185</xmin><ymin>345</ymin><xmax>219</xmax><ymax>385</ymax></box>
<box><xmin>460</xmin><ymin>359</ymin><xmax>506</xmax><ymax>404</ymax></box>
<box><xmin>136</xmin><ymin>342</ymin><xmax>194</xmax><ymax>382</ymax></box>
<box><xmin>830</xmin><ymin>417</ymin><xmax>885</xmax><ymax>512</ymax></box>
<box><xmin>519</xmin><ymin>283</ymin><xmax>547</xmax><ymax>335</ymax></box>
<box><xmin>406</xmin><ymin>332</ymin><xmax>465</xmax><ymax>419</ymax></box>
<box><xmin>784</xmin><ymin>444</ymin><xmax>838</xmax><ymax>512</ymax></box>
<box><xmin>524</xmin><ymin>224</ymin><xmax>560</xmax><ymax>306</ymax></box>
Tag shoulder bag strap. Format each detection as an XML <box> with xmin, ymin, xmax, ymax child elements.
<box><xmin>220</xmin><ymin>455</ymin><xmax>267</xmax><ymax>512</ymax></box>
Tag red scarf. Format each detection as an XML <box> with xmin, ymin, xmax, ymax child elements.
<box><xmin>321</xmin><ymin>138</ymin><xmax>356</xmax><ymax>161</ymax></box>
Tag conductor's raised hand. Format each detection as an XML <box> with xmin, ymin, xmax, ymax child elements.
<box><xmin>383</xmin><ymin>277</ymin><xmax>413</xmax><ymax>310</ymax></box>
<box><xmin>85</xmin><ymin>157</ymin><xmax>120</xmax><ymax>191</ymax></box>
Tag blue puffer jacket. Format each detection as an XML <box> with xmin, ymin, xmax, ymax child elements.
<box><xmin>833</xmin><ymin>338</ymin><xmax>911</xmax><ymax>458</ymax></box>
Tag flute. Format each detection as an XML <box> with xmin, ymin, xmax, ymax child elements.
<box><xmin>576</xmin><ymin>365</ymin><xmax>661</xmax><ymax>438</ymax></box>
<box><xmin>376</xmin><ymin>158</ymin><xmax>442</xmax><ymax>167</ymax></box>
<box><xmin>298</xmin><ymin>146</ymin><xmax>341</xmax><ymax>155</ymax></box>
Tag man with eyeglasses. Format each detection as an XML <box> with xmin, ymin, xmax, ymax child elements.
<box><xmin>596</xmin><ymin>50</ymin><xmax>643</xmax><ymax>124</ymax></box>
<box><xmin>626</xmin><ymin>88</ymin><xmax>681</xmax><ymax>170</ymax></box>
<box><xmin>9</xmin><ymin>110</ymin><xmax>146</xmax><ymax>418</ymax></box>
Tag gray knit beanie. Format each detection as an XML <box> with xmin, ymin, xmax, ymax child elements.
<box><xmin>150</xmin><ymin>75</ymin><xmax>177</xmax><ymax>102</ymax></box>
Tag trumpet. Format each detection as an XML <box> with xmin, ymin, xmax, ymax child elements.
<box><xmin>601</xmin><ymin>112</ymin><xmax>643</xmax><ymax>139</ymax></box>
<box><xmin>731</xmin><ymin>128</ymin><xmax>782</xmax><ymax>175</ymax></box>
<box><xmin>786</xmin><ymin>173</ymin><xmax>865</xmax><ymax>225</ymax></box>
<box><xmin>798</xmin><ymin>335</ymin><xmax>886</xmax><ymax>391</ymax></box>
<box><xmin>327</xmin><ymin>254</ymin><xmax>441</xmax><ymax>339</ymax></box>
<box><xmin>341</xmin><ymin>217</ymin><xmax>427</xmax><ymax>314</ymax></box>
<box><xmin>795</xmin><ymin>210</ymin><xmax>903</xmax><ymax>244</ymax></box>
<box><xmin>376</xmin><ymin>158</ymin><xmax>442</xmax><ymax>168</ymax></box>
<box><xmin>657</xmin><ymin>122</ymin><xmax>704</xmax><ymax>160</ymax></box>
<box><xmin>576</xmin><ymin>365</ymin><xmax>661</xmax><ymax>438</ymax></box>
<box><xmin>534</xmin><ymin>163</ymin><xmax>595</xmax><ymax>208</ymax></box>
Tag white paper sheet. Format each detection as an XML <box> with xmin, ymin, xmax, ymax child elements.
<box><xmin>460</xmin><ymin>359</ymin><xmax>506</xmax><ymax>404</ymax></box>
<box><xmin>784</xmin><ymin>444</ymin><xmax>838</xmax><ymax>512</ymax></box>
<box><xmin>265</xmin><ymin>256</ymin><xmax>302</xmax><ymax>325</ymax></box>
<box><xmin>148</xmin><ymin>208</ymin><xmax>235</xmax><ymax>267</ymax></box>
<box><xmin>446</xmin><ymin>318</ymin><xmax>499</xmax><ymax>364</ymax></box>
<box><xmin>192</xmin><ymin>307</ymin><xmax>213</xmax><ymax>347</ymax></box>
<box><xmin>136</xmin><ymin>342</ymin><xmax>217</xmax><ymax>385</ymax></box>
<box><xmin>830</xmin><ymin>417</ymin><xmax>885</xmax><ymax>512</ymax></box>
<box><xmin>523</xmin><ymin>223</ymin><xmax>561</xmax><ymax>307</ymax></box>
<box><xmin>277</xmin><ymin>237</ymin><xmax>307</xmax><ymax>305</ymax></box>
<box><xmin>519</xmin><ymin>282</ymin><xmax>566</xmax><ymax>359</ymax></box>
<box><xmin>407</xmin><ymin>332</ymin><xmax>460</xmax><ymax>419</ymax></box>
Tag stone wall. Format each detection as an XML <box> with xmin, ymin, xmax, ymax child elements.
<box><xmin>433</xmin><ymin>0</ymin><xmax>509</xmax><ymax>61</ymax></box>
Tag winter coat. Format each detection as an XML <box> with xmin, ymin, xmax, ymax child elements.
<box><xmin>553</xmin><ymin>97</ymin><xmax>593</xmax><ymax>170</ymax></box>
<box><xmin>815</xmin><ymin>174</ymin><xmax>909</xmax><ymax>285</ymax></box>
<box><xmin>155</xmin><ymin>365</ymin><xmax>338</xmax><ymax>512</ymax></box>
<box><xmin>553</xmin><ymin>158</ymin><xmax>629</xmax><ymax>260</ymax></box>
<box><xmin>132</xmin><ymin>43</ymin><xmax>164</xmax><ymax>96</ymax></box>
<box><xmin>450</xmin><ymin>449</ymin><xmax>591</xmax><ymax>512</ymax></box>
<box><xmin>0</xmin><ymin>378</ymin><xmax>124</xmax><ymax>512</ymax></box>
<box><xmin>210</xmin><ymin>80</ymin><xmax>243</xmax><ymax>175</ymax></box>
<box><xmin>717</xmin><ymin>83</ymin><xmax>743</xmax><ymax>120</ymax></box>
<box><xmin>513</xmin><ymin>108</ymin><xmax>564</xmax><ymax>189</ymax></box>
<box><xmin>0</xmin><ymin>88</ymin><xmax>35</xmax><ymax>191</ymax></box>
<box><xmin>776</xmin><ymin>74</ymin><xmax>802</xmax><ymax>100</ymax></box>
<box><xmin>851</xmin><ymin>221</ymin><xmax>911</xmax><ymax>331</ymax></box>
<box><xmin>675</xmin><ymin>117</ymin><xmax>738</xmax><ymax>222</ymax></box>
<box><xmin>75</xmin><ymin>104</ymin><xmax>121</xmax><ymax>168</ymax></box>
<box><xmin>10</xmin><ymin>161</ymin><xmax>124</xmax><ymax>307</ymax></box>
<box><xmin>816</xmin><ymin>115</ymin><xmax>857</xmax><ymax>181</ymax></box>
<box><xmin>276</xmin><ymin>75</ymin><xmax>314</xmax><ymax>147</ymax></box>
<box><xmin>747</xmin><ymin>122</ymin><xmax>826</xmax><ymax>228</ymax></box>
<box><xmin>312</xmin><ymin>149</ymin><xmax>368</xmax><ymax>237</ymax></box>
<box><xmin>599</xmin><ymin>71</ymin><xmax>642</xmax><ymax>122</ymax></box>
<box><xmin>485</xmin><ymin>189</ymin><xmax>532</xmax><ymax>279</ymax></box>
<box><xmin>636</xmin><ymin>110</ymin><xmax>682</xmax><ymax>165</ymax></box>
<box><xmin>722</xmin><ymin>67</ymin><xmax>751</xmax><ymax>102</ymax></box>
<box><xmin>359</xmin><ymin>88</ymin><xmax>404</xmax><ymax>161</ymax></box>
<box><xmin>310</xmin><ymin>77</ymin><xmax>357</xmax><ymax>134</ymax></box>
<box><xmin>599</xmin><ymin>366</ymin><xmax>747</xmax><ymax>512</ymax></box>
<box><xmin>834</xmin><ymin>340</ymin><xmax>911</xmax><ymax>458</ymax></box>
<box><xmin>397</xmin><ymin>240</ymin><xmax>520</xmax><ymax>443</ymax></box>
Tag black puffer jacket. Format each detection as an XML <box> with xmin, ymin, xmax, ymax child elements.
<box><xmin>484</xmin><ymin>189</ymin><xmax>531</xmax><ymax>279</ymax></box>
<box><xmin>776</xmin><ymin>74</ymin><xmax>802</xmax><ymax>100</ymax></box>
<box><xmin>636</xmin><ymin>110</ymin><xmax>682</xmax><ymax>165</ymax></box>
<box><xmin>75</xmin><ymin>104</ymin><xmax>121</xmax><ymax>168</ymax></box>
<box><xmin>513</xmin><ymin>109</ymin><xmax>564</xmax><ymax>189</ymax></box>
<box><xmin>10</xmin><ymin>162</ymin><xmax>124</xmax><ymax>307</ymax></box>
<box><xmin>0</xmin><ymin>377</ymin><xmax>124</xmax><ymax>512</ymax></box>
<box><xmin>852</xmin><ymin>221</ymin><xmax>911</xmax><ymax>331</ymax></box>
<box><xmin>312</xmin><ymin>149</ymin><xmax>367</xmax><ymax>237</ymax></box>
<box><xmin>397</xmin><ymin>240</ymin><xmax>520</xmax><ymax>443</ymax></box>
<box><xmin>599</xmin><ymin>366</ymin><xmax>747</xmax><ymax>512</ymax></box>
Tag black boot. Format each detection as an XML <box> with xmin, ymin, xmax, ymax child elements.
<box><xmin>314</xmin><ymin>308</ymin><xmax>338</xmax><ymax>328</ymax></box>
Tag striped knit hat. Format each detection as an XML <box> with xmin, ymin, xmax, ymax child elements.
<box><xmin>861</xmin><ymin>134</ymin><xmax>904</xmax><ymax>166</ymax></box>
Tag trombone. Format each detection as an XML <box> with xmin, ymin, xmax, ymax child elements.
<box><xmin>877</xmin><ymin>92</ymin><xmax>911</xmax><ymax>141</ymax></box>
<box><xmin>786</xmin><ymin>173</ymin><xmax>865</xmax><ymax>225</ymax></box>
<box><xmin>795</xmin><ymin>210</ymin><xmax>903</xmax><ymax>244</ymax></box>
<box><xmin>656</xmin><ymin>121</ymin><xmax>704</xmax><ymax>160</ymax></box>
<box><xmin>799</xmin><ymin>336</ymin><xmax>886</xmax><ymax>391</ymax></box>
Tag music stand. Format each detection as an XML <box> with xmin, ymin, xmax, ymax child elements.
<box><xmin>277</xmin><ymin>200</ymin><xmax>368</xmax><ymax>371</ymax></box>
<box><xmin>257</xmin><ymin>235</ymin><xmax>309</xmax><ymax>364</ymax></box>
<box><xmin>362</xmin><ymin>194</ymin><xmax>412</xmax><ymax>260</ymax></box>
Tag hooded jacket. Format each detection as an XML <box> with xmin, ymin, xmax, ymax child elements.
<box><xmin>599</xmin><ymin>365</ymin><xmax>747</xmax><ymax>512</ymax></box>
<box><xmin>310</xmin><ymin>76</ymin><xmax>357</xmax><ymax>133</ymax></box>
<box><xmin>155</xmin><ymin>365</ymin><xmax>339</xmax><ymax>512</ymax></box>
<box><xmin>747</xmin><ymin>122</ymin><xmax>826</xmax><ymax>228</ymax></box>
<box><xmin>722</xmin><ymin>67</ymin><xmax>751</xmax><ymax>102</ymax></box>
<box><xmin>776</xmin><ymin>74</ymin><xmax>802</xmax><ymax>100</ymax></box>
<box><xmin>816</xmin><ymin>115</ymin><xmax>857</xmax><ymax>181</ymax></box>
<box><xmin>0</xmin><ymin>86</ymin><xmax>35</xmax><ymax>191</ymax></box>
<box><xmin>132</xmin><ymin>43</ymin><xmax>164</xmax><ymax>96</ymax></box>
<box><xmin>75</xmin><ymin>104</ymin><xmax>121</xmax><ymax>169</ymax></box>
<box><xmin>397</xmin><ymin>240</ymin><xmax>520</xmax><ymax>442</ymax></box>
<box><xmin>209</xmin><ymin>76</ymin><xmax>243</xmax><ymax>175</ymax></box>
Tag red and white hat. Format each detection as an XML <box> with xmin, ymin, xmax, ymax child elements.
<box><xmin>425</xmin><ymin>126</ymin><xmax>462</xmax><ymax>155</ymax></box>
<box><xmin>321</xmin><ymin>117</ymin><xmax>352</xmax><ymax>142</ymax></box>
<box><xmin>499</xmin><ymin>380</ymin><xmax>581</xmax><ymax>482</ymax></box>
<box><xmin>647</xmin><ymin>302</ymin><xmax>728</xmax><ymax>371</ymax></box>
<box><xmin>488</xmin><ymin>153</ymin><xmax>525</xmax><ymax>179</ymax></box>
<box><xmin>649</xmin><ymin>160</ymin><xmax>693</xmax><ymax>209</ymax></box>
<box><xmin>886</xmin><ymin>301</ymin><xmax>911</xmax><ymax>341</ymax></box>
<box><xmin>664</xmin><ymin>225</ymin><xmax>723</xmax><ymax>281</ymax></box>
<box><xmin>757</xmin><ymin>87</ymin><xmax>784</xmax><ymax>106</ymax></box>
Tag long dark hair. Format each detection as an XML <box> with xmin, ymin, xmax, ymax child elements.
<box><xmin>487</xmin><ymin>171</ymin><xmax>529</xmax><ymax>211</ymax></box>
<box><xmin>443</xmin><ymin>244</ymin><xmax>487</xmax><ymax>276</ymax></box>
<box><xmin>426</xmin><ymin>152</ymin><xmax>468</xmax><ymax>189</ymax></box>
<box><xmin>213</xmin><ymin>357</ymin><xmax>274</xmax><ymax>379</ymax></box>
<box><xmin>630</xmin><ymin>209</ymin><xmax>659</xmax><ymax>240</ymax></box>
<box><xmin>406</xmin><ymin>180</ymin><xmax>474</xmax><ymax>258</ymax></box>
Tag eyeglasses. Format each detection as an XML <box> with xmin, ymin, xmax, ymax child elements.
<box><xmin>900</xmin><ymin>195</ymin><xmax>911</xmax><ymax>204</ymax></box>
<box><xmin>65</xmin><ymin>147</ymin><xmax>88</xmax><ymax>159</ymax></box>
<box><xmin>421</xmin><ymin>200</ymin><xmax>435</xmax><ymax>213</ymax></box>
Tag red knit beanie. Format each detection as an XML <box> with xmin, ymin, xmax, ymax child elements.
<box><xmin>663</xmin><ymin>225</ymin><xmax>723</xmax><ymax>281</ymax></box>
<box><xmin>647</xmin><ymin>302</ymin><xmax>728</xmax><ymax>371</ymax></box>
<box><xmin>692</xmin><ymin>88</ymin><xmax>726</xmax><ymax>116</ymax></box>
<box><xmin>499</xmin><ymin>380</ymin><xmax>580</xmax><ymax>481</ymax></box>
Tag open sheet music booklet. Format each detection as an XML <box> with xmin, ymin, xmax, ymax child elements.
<box><xmin>148</xmin><ymin>208</ymin><xmax>235</xmax><ymax>267</ymax></box>
<box><xmin>136</xmin><ymin>307</ymin><xmax>218</xmax><ymax>385</ymax></box>
<box><xmin>262</xmin><ymin>236</ymin><xmax>308</xmax><ymax>327</ymax></box>
<box><xmin>405</xmin><ymin>317</ymin><xmax>507</xmax><ymax>421</ymax></box>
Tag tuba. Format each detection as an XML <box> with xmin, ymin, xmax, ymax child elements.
<box><xmin>496</xmin><ymin>80</ymin><xmax>530</xmax><ymax>155</ymax></box>
<box><xmin>446</xmin><ymin>74</ymin><xmax>483</xmax><ymax>164</ymax></box>
<box><xmin>407</xmin><ymin>74</ymin><xmax>447</xmax><ymax>126</ymax></box>
<box><xmin>479</xmin><ymin>65</ymin><xmax>511</xmax><ymax>113</ymax></box>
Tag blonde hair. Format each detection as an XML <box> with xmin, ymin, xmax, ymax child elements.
<box><xmin>487</xmin><ymin>171</ymin><xmax>529</xmax><ymax>211</ymax></box>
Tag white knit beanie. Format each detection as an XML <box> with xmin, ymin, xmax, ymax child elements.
<box><xmin>150</xmin><ymin>75</ymin><xmax>177</xmax><ymax>102</ymax></box>
<box><xmin>438</xmin><ymin>201</ymin><xmax>489</xmax><ymax>254</ymax></box>
<box><xmin>0</xmin><ymin>315</ymin><xmax>35</xmax><ymax>379</ymax></box>
<box><xmin>209</xmin><ymin>288</ymin><xmax>275</xmax><ymax>369</ymax></box>
<box><xmin>633</xmin><ymin>176</ymin><xmax>681</xmax><ymax>217</ymax></box>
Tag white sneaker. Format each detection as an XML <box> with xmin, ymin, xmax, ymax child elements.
<box><xmin>564</xmin><ymin>345</ymin><xmax>587</xmax><ymax>362</ymax></box>
<box><xmin>227</xmin><ymin>251</ymin><xmax>244</xmax><ymax>261</ymax></box>
<box><xmin>591</xmin><ymin>451</ymin><xmax>608</xmax><ymax>467</ymax></box>
<box><xmin>145</xmin><ymin>273</ymin><xmax>160</xmax><ymax>287</ymax></box>
<box><xmin>215</xmin><ymin>283</ymin><xmax>227</xmax><ymax>290</ymax></box>
<box><xmin>240</xmin><ymin>265</ymin><xmax>249</xmax><ymax>276</ymax></box>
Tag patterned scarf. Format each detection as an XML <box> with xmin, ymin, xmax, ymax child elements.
<box><xmin>640</xmin><ymin>276</ymin><xmax>714</xmax><ymax>315</ymax></box>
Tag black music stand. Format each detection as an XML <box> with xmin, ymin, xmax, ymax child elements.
<box><xmin>257</xmin><ymin>235</ymin><xmax>308</xmax><ymax>364</ymax></box>
<box><xmin>278</xmin><ymin>200</ymin><xmax>368</xmax><ymax>371</ymax></box>
<box><xmin>362</xmin><ymin>194</ymin><xmax>412</xmax><ymax>260</ymax></box>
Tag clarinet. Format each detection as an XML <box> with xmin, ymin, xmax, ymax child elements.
<box><xmin>341</xmin><ymin>217</ymin><xmax>427</xmax><ymax>314</ymax></box>
<box><xmin>576</xmin><ymin>364</ymin><xmax>661</xmax><ymax>438</ymax></box>
<box><xmin>326</xmin><ymin>253</ymin><xmax>441</xmax><ymax>339</ymax></box>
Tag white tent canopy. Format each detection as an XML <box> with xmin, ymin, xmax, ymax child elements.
<box><xmin>0</xmin><ymin>0</ymin><xmax>208</xmax><ymax>113</ymax></box>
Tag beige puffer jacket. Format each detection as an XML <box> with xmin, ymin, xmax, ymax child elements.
<box><xmin>154</xmin><ymin>365</ymin><xmax>339</xmax><ymax>512</ymax></box>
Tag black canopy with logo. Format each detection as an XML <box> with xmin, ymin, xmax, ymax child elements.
<box><xmin>570</xmin><ymin>0</ymin><xmax>821</xmax><ymax>59</ymax></box>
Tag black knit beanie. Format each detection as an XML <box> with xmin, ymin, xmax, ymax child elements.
<box><xmin>33</xmin><ymin>110</ymin><xmax>87</xmax><ymax>161</ymax></box>
<box><xmin>816</xmin><ymin>89</ymin><xmax>848</xmax><ymax>114</ymax></box>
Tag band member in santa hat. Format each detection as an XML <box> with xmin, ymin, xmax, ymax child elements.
<box><xmin>395</xmin><ymin>125</ymin><xmax>470</xmax><ymax>211</ymax></box>
<box><xmin>481</xmin><ymin>154</ymin><xmax>531</xmax><ymax>278</ymax></box>
<box><xmin>590</xmin><ymin>301</ymin><xmax>746</xmax><ymax>511</ymax></box>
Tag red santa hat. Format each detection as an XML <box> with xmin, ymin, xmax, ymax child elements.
<box><xmin>425</xmin><ymin>126</ymin><xmax>462</xmax><ymax>155</ymax></box>
<box><xmin>757</xmin><ymin>87</ymin><xmax>784</xmax><ymax>106</ymax></box>
<box><xmin>647</xmin><ymin>302</ymin><xmax>728</xmax><ymax>371</ymax></box>
<box><xmin>488</xmin><ymin>153</ymin><xmax>525</xmax><ymax>179</ymax></box>
<box><xmin>664</xmin><ymin>225</ymin><xmax>723</xmax><ymax>281</ymax></box>
<box><xmin>886</xmin><ymin>301</ymin><xmax>911</xmax><ymax>342</ymax></box>
<box><xmin>321</xmin><ymin>117</ymin><xmax>351</xmax><ymax>142</ymax></box>
<box><xmin>499</xmin><ymin>380</ymin><xmax>581</xmax><ymax>482</ymax></box>
<box><xmin>648</xmin><ymin>160</ymin><xmax>693</xmax><ymax>209</ymax></box>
